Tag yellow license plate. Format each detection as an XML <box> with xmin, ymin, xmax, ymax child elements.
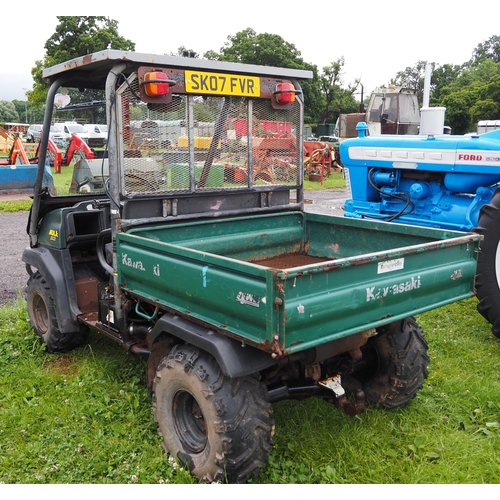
<box><xmin>185</xmin><ymin>70</ymin><xmax>260</xmax><ymax>97</ymax></box>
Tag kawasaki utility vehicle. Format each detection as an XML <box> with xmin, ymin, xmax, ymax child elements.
<box><xmin>24</xmin><ymin>50</ymin><xmax>480</xmax><ymax>483</ymax></box>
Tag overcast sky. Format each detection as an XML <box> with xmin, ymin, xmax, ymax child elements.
<box><xmin>2</xmin><ymin>2</ymin><xmax>499</xmax><ymax>104</ymax></box>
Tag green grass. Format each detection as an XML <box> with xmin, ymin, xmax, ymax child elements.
<box><xmin>52</xmin><ymin>165</ymin><xmax>74</xmax><ymax>195</ymax></box>
<box><xmin>2</xmin><ymin>168</ymin><xmax>496</xmax><ymax>485</ymax></box>
<box><xmin>0</xmin><ymin>298</ymin><xmax>194</xmax><ymax>484</ymax></box>
<box><xmin>51</xmin><ymin>164</ymin><xmax>348</xmax><ymax>194</ymax></box>
<box><xmin>0</xmin><ymin>200</ymin><xmax>32</xmax><ymax>213</ymax></box>
<box><xmin>1</xmin><ymin>296</ymin><xmax>500</xmax><ymax>484</ymax></box>
<box><xmin>304</xmin><ymin>171</ymin><xmax>346</xmax><ymax>191</ymax></box>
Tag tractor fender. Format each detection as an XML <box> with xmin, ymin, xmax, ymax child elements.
<box><xmin>22</xmin><ymin>246</ymin><xmax>82</xmax><ymax>333</ymax></box>
<box><xmin>149</xmin><ymin>312</ymin><xmax>277</xmax><ymax>378</ymax></box>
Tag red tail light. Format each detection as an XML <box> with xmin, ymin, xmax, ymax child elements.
<box><xmin>275</xmin><ymin>82</ymin><xmax>296</xmax><ymax>104</ymax></box>
<box><xmin>143</xmin><ymin>72</ymin><xmax>171</xmax><ymax>97</ymax></box>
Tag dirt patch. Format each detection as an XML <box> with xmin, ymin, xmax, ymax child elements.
<box><xmin>45</xmin><ymin>355</ymin><xmax>79</xmax><ymax>377</ymax></box>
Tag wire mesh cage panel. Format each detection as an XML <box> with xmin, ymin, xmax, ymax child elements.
<box><xmin>117</xmin><ymin>74</ymin><xmax>302</xmax><ymax>196</ymax></box>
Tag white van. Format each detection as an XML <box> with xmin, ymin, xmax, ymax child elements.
<box><xmin>53</xmin><ymin>122</ymin><xmax>90</xmax><ymax>144</ymax></box>
<box><xmin>83</xmin><ymin>124</ymin><xmax>108</xmax><ymax>147</ymax></box>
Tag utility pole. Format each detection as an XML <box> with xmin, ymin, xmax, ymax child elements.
<box><xmin>23</xmin><ymin>88</ymin><xmax>28</xmax><ymax>123</ymax></box>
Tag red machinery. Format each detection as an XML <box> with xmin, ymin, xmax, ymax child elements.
<box><xmin>0</xmin><ymin>136</ymin><xmax>31</xmax><ymax>166</ymax></box>
<box><xmin>61</xmin><ymin>134</ymin><xmax>94</xmax><ymax>170</ymax></box>
<box><xmin>303</xmin><ymin>141</ymin><xmax>340</xmax><ymax>183</ymax></box>
<box><xmin>35</xmin><ymin>134</ymin><xmax>94</xmax><ymax>173</ymax></box>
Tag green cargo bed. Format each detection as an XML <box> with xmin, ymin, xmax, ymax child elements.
<box><xmin>116</xmin><ymin>212</ymin><xmax>480</xmax><ymax>355</ymax></box>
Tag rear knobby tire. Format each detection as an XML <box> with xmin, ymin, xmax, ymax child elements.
<box><xmin>474</xmin><ymin>188</ymin><xmax>500</xmax><ymax>337</ymax></box>
<box><xmin>25</xmin><ymin>271</ymin><xmax>88</xmax><ymax>353</ymax></box>
<box><xmin>153</xmin><ymin>343</ymin><xmax>274</xmax><ymax>483</ymax></box>
<box><xmin>352</xmin><ymin>317</ymin><xmax>429</xmax><ymax>409</ymax></box>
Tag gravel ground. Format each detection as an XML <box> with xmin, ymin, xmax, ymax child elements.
<box><xmin>302</xmin><ymin>188</ymin><xmax>348</xmax><ymax>216</ymax></box>
<box><xmin>0</xmin><ymin>210</ymin><xmax>31</xmax><ymax>306</ymax></box>
<box><xmin>0</xmin><ymin>189</ymin><xmax>348</xmax><ymax>306</ymax></box>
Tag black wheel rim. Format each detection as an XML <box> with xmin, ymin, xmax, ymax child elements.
<box><xmin>173</xmin><ymin>390</ymin><xmax>207</xmax><ymax>453</ymax></box>
<box><xmin>32</xmin><ymin>293</ymin><xmax>49</xmax><ymax>334</ymax></box>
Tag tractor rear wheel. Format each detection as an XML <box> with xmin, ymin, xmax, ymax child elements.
<box><xmin>475</xmin><ymin>188</ymin><xmax>500</xmax><ymax>337</ymax></box>
<box><xmin>153</xmin><ymin>343</ymin><xmax>274</xmax><ymax>483</ymax></box>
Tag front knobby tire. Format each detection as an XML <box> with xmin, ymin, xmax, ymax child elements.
<box><xmin>352</xmin><ymin>317</ymin><xmax>429</xmax><ymax>409</ymax></box>
<box><xmin>25</xmin><ymin>271</ymin><xmax>88</xmax><ymax>353</ymax></box>
<box><xmin>474</xmin><ymin>188</ymin><xmax>500</xmax><ymax>337</ymax></box>
<box><xmin>153</xmin><ymin>343</ymin><xmax>274</xmax><ymax>483</ymax></box>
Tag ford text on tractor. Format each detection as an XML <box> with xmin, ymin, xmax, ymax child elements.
<box><xmin>23</xmin><ymin>51</ymin><xmax>481</xmax><ymax>483</ymax></box>
<box><xmin>341</xmin><ymin>112</ymin><xmax>500</xmax><ymax>336</ymax></box>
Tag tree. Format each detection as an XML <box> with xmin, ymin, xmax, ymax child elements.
<box><xmin>318</xmin><ymin>57</ymin><xmax>359</xmax><ymax>124</ymax></box>
<box><xmin>0</xmin><ymin>101</ymin><xmax>19</xmax><ymax>122</ymax></box>
<box><xmin>208</xmin><ymin>28</ymin><xmax>356</xmax><ymax>124</ymax></box>
<box><xmin>470</xmin><ymin>74</ymin><xmax>500</xmax><ymax>125</ymax></box>
<box><xmin>11</xmin><ymin>100</ymin><xmax>29</xmax><ymax>124</ymax></box>
<box><xmin>470</xmin><ymin>98</ymin><xmax>498</xmax><ymax>124</ymax></box>
<box><xmin>389</xmin><ymin>39</ymin><xmax>500</xmax><ymax>133</ymax></box>
<box><xmin>428</xmin><ymin>63</ymin><xmax>463</xmax><ymax>104</ymax></box>
<box><xmin>470</xmin><ymin>35</ymin><xmax>500</xmax><ymax>65</ymax></box>
<box><xmin>215</xmin><ymin>28</ymin><xmax>304</xmax><ymax>68</ymax></box>
<box><xmin>440</xmin><ymin>88</ymin><xmax>476</xmax><ymax>134</ymax></box>
<box><xmin>302</xmin><ymin>67</ymin><xmax>324</xmax><ymax>125</ymax></box>
<box><xmin>391</xmin><ymin>60</ymin><xmax>436</xmax><ymax>105</ymax></box>
<box><xmin>434</xmin><ymin>60</ymin><xmax>500</xmax><ymax>133</ymax></box>
<box><xmin>29</xmin><ymin>17</ymin><xmax>135</xmax><ymax>108</ymax></box>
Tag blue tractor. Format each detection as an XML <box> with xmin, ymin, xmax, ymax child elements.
<box><xmin>340</xmin><ymin>122</ymin><xmax>500</xmax><ymax>335</ymax></box>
